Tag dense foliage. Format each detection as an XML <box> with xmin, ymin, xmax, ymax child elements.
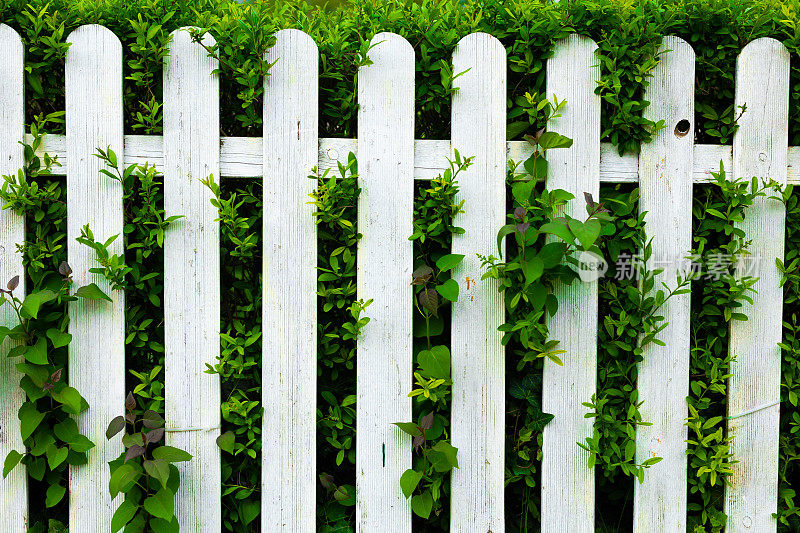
<box><xmin>0</xmin><ymin>0</ymin><xmax>799</xmax><ymax>531</ymax></box>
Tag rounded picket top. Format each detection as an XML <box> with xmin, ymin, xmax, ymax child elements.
<box><xmin>454</xmin><ymin>31</ymin><xmax>505</xmax><ymax>62</ymax></box>
<box><xmin>66</xmin><ymin>23</ymin><xmax>122</xmax><ymax>55</ymax></box>
<box><xmin>272</xmin><ymin>27</ymin><xmax>318</xmax><ymax>57</ymax></box>
<box><xmin>552</xmin><ymin>33</ymin><xmax>598</xmax><ymax>63</ymax></box>
<box><xmin>367</xmin><ymin>31</ymin><xmax>414</xmax><ymax>68</ymax></box>
<box><xmin>169</xmin><ymin>25</ymin><xmax>217</xmax><ymax>53</ymax></box>
<box><xmin>0</xmin><ymin>23</ymin><xmax>23</xmax><ymax>51</ymax></box>
<box><xmin>739</xmin><ymin>36</ymin><xmax>789</xmax><ymax>64</ymax></box>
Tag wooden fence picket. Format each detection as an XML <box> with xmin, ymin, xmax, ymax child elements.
<box><xmin>725</xmin><ymin>37</ymin><xmax>789</xmax><ymax>532</ymax></box>
<box><xmin>262</xmin><ymin>29</ymin><xmax>318</xmax><ymax>532</ymax></box>
<box><xmin>355</xmin><ymin>32</ymin><xmax>415</xmax><ymax>531</ymax></box>
<box><xmin>634</xmin><ymin>36</ymin><xmax>694</xmax><ymax>532</ymax></box>
<box><xmin>450</xmin><ymin>32</ymin><xmax>506</xmax><ymax>532</ymax></box>
<box><xmin>163</xmin><ymin>28</ymin><xmax>222</xmax><ymax>530</ymax></box>
<box><xmin>65</xmin><ymin>24</ymin><xmax>126</xmax><ymax>530</ymax></box>
<box><xmin>541</xmin><ymin>34</ymin><xmax>600</xmax><ymax>532</ymax></box>
<box><xmin>0</xmin><ymin>23</ymin><xmax>27</xmax><ymax>533</ymax></box>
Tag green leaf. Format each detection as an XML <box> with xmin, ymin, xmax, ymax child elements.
<box><xmin>54</xmin><ymin>418</ymin><xmax>79</xmax><ymax>443</ymax></box>
<box><xmin>143</xmin><ymin>459</ymin><xmax>171</xmax><ymax>489</ymax></box>
<box><xmin>46</xmin><ymin>328</ymin><xmax>72</xmax><ymax>349</ymax></box>
<box><xmin>333</xmin><ymin>484</ymin><xmax>356</xmax><ymax>506</ymax></box>
<box><xmin>46</xmin><ymin>445</ymin><xmax>68</xmax><ymax>470</ymax></box>
<box><xmin>25</xmin><ymin>337</ymin><xmax>48</xmax><ymax>365</ymax></box>
<box><xmin>3</xmin><ymin>450</ymin><xmax>23</xmax><ymax>478</ymax></box>
<box><xmin>435</xmin><ymin>279</ymin><xmax>459</xmax><ymax>302</ymax></box>
<box><xmin>528</xmin><ymin>410</ymin><xmax>555</xmax><ymax>432</ymax></box>
<box><xmin>111</xmin><ymin>500</ymin><xmax>138</xmax><ymax>533</ymax></box>
<box><xmin>539</xmin><ymin>221</ymin><xmax>573</xmax><ymax>243</ymax></box>
<box><xmin>512</xmin><ymin>180</ymin><xmax>535</xmax><ymax>206</ymax></box>
<box><xmin>435</xmin><ymin>254</ymin><xmax>465</xmax><ymax>272</ymax></box>
<box><xmin>417</xmin><ymin>346</ymin><xmax>451</xmax><ymax>379</ymax></box>
<box><xmin>537</xmin><ymin>242</ymin><xmax>566</xmax><ymax>269</ymax></box>
<box><xmin>149</xmin><ymin>517</ymin><xmax>179</xmax><ymax>533</ymax></box>
<box><xmin>400</xmin><ymin>468</ymin><xmax>423</xmax><ymax>499</ymax></box>
<box><xmin>45</xmin><ymin>483</ymin><xmax>66</xmax><ymax>507</ymax></box>
<box><xmin>152</xmin><ymin>446</ymin><xmax>192</xmax><ymax>463</ymax></box>
<box><xmin>19</xmin><ymin>402</ymin><xmax>46</xmax><ymax>441</ymax></box>
<box><xmin>411</xmin><ymin>491</ymin><xmax>433</xmax><ymax>519</ymax></box>
<box><xmin>67</xmin><ymin>434</ymin><xmax>95</xmax><ymax>453</ymax></box>
<box><xmin>21</xmin><ymin>289</ymin><xmax>56</xmax><ymax>319</ymax></box>
<box><xmin>537</xmin><ymin>131</ymin><xmax>573</xmax><ymax>150</ymax></box>
<box><xmin>216</xmin><ymin>431</ymin><xmax>235</xmax><ymax>454</ymax></box>
<box><xmin>0</xmin><ymin>326</ymin><xmax>11</xmax><ymax>345</ymax></box>
<box><xmin>109</xmin><ymin>463</ymin><xmax>141</xmax><ymax>499</ymax></box>
<box><xmin>239</xmin><ymin>501</ymin><xmax>260</xmax><ymax>526</ymax></box>
<box><xmin>75</xmin><ymin>283</ymin><xmax>112</xmax><ymax>302</ymax></box>
<box><xmin>392</xmin><ymin>422</ymin><xmax>422</xmax><ymax>437</ymax></box>
<box><xmin>569</xmin><ymin>218</ymin><xmax>601</xmax><ymax>250</ymax></box>
<box><xmin>54</xmin><ymin>386</ymin><xmax>85</xmax><ymax>415</ymax></box>
<box><xmin>496</xmin><ymin>224</ymin><xmax>516</xmax><ymax>253</ymax></box>
<box><xmin>430</xmin><ymin>440</ymin><xmax>459</xmax><ymax>470</ymax></box>
<box><xmin>143</xmin><ymin>488</ymin><xmax>174</xmax><ymax>521</ymax></box>
<box><xmin>523</xmin><ymin>258</ymin><xmax>544</xmax><ymax>286</ymax></box>
<box><xmin>506</xmin><ymin>120</ymin><xmax>530</xmax><ymax>140</ymax></box>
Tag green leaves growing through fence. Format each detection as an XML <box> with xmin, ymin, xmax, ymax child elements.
<box><xmin>0</xmin><ymin>268</ymin><xmax>104</xmax><ymax>510</ymax></box>
<box><xmin>395</xmin><ymin>151</ymin><xmax>471</xmax><ymax>525</ymax></box>
<box><xmin>308</xmin><ymin>153</ymin><xmax>368</xmax><ymax>530</ymax></box>
<box><xmin>199</xmin><ymin>172</ymin><xmax>263</xmax><ymax>530</ymax></box>
<box><xmin>777</xmin><ymin>185</ymin><xmax>800</xmax><ymax>529</ymax></box>
<box><xmin>479</xmin><ymin>123</ymin><xmax>614</xmax><ymax>524</ymax></box>
<box><xmin>105</xmin><ymin>392</ymin><xmax>191</xmax><ymax>532</ymax></box>
<box><xmin>686</xmin><ymin>164</ymin><xmax>788</xmax><ymax>531</ymax></box>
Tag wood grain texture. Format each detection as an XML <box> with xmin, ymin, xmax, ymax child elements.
<box><xmin>261</xmin><ymin>29</ymin><xmax>318</xmax><ymax>532</ymax></box>
<box><xmin>163</xmin><ymin>28</ymin><xmax>221</xmax><ymax>531</ymax></box>
<box><xmin>355</xmin><ymin>32</ymin><xmax>414</xmax><ymax>531</ymax></box>
<box><xmin>0</xmin><ymin>23</ymin><xmax>27</xmax><ymax>533</ymax></box>
<box><xmin>541</xmin><ymin>34</ymin><xmax>600</xmax><ymax>533</ymax></box>
<box><xmin>449</xmin><ymin>32</ymin><xmax>506</xmax><ymax>532</ymax></box>
<box><xmin>725</xmin><ymin>37</ymin><xmax>789</xmax><ymax>533</ymax></box>
<box><xmin>27</xmin><ymin>134</ymin><xmax>800</xmax><ymax>185</ymax></box>
<box><xmin>634</xmin><ymin>36</ymin><xmax>694</xmax><ymax>532</ymax></box>
<box><xmin>65</xmin><ymin>24</ymin><xmax>126</xmax><ymax>531</ymax></box>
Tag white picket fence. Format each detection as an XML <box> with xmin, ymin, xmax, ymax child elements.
<box><xmin>0</xmin><ymin>23</ymin><xmax>793</xmax><ymax>532</ymax></box>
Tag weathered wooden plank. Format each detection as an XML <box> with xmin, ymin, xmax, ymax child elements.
<box><xmin>0</xmin><ymin>23</ymin><xmax>27</xmax><ymax>533</ymax></box>
<box><xmin>634</xmin><ymin>36</ymin><xmax>694</xmax><ymax>532</ymax></box>
<box><xmin>355</xmin><ymin>32</ymin><xmax>414</xmax><ymax>531</ymax></box>
<box><xmin>65</xmin><ymin>24</ymin><xmax>126</xmax><ymax>530</ymax></box>
<box><xmin>261</xmin><ymin>29</ymin><xmax>318</xmax><ymax>532</ymax></box>
<box><xmin>725</xmin><ymin>37</ymin><xmax>789</xmax><ymax>533</ymax></box>
<box><xmin>541</xmin><ymin>34</ymin><xmax>600</xmax><ymax>532</ymax></box>
<box><xmin>163</xmin><ymin>28</ymin><xmax>222</xmax><ymax>530</ymax></box>
<box><xmin>450</xmin><ymin>32</ymin><xmax>506</xmax><ymax>532</ymax></box>
<box><xmin>25</xmin><ymin>134</ymin><xmax>800</xmax><ymax>185</ymax></box>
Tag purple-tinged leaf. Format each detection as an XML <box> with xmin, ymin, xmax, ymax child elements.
<box><xmin>125</xmin><ymin>444</ymin><xmax>145</xmax><ymax>462</ymax></box>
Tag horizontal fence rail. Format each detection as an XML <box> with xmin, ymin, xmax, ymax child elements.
<box><xmin>0</xmin><ymin>21</ymin><xmax>794</xmax><ymax>533</ymax></box>
<box><xmin>24</xmin><ymin>133</ymin><xmax>800</xmax><ymax>184</ymax></box>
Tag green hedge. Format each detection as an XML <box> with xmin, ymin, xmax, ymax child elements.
<box><xmin>0</xmin><ymin>0</ymin><xmax>799</xmax><ymax>532</ymax></box>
